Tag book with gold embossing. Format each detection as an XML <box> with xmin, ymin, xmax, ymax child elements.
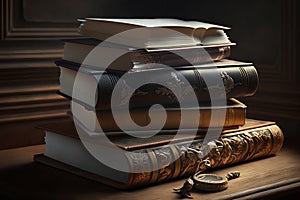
<box><xmin>34</xmin><ymin>119</ymin><xmax>284</xmax><ymax>189</ymax></box>
<box><xmin>56</xmin><ymin>59</ymin><xmax>258</xmax><ymax>110</ymax></box>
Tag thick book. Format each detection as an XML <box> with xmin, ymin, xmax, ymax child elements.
<box><xmin>56</xmin><ymin>59</ymin><xmax>259</xmax><ymax>110</ymax></box>
<box><xmin>78</xmin><ymin>18</ymin><xmax>231</xmax><ymax>48</ymax></box>
<box><xmin>62</xmin><ymin>38</ymin><xmax>233</xmax><ymax>69</ymax></box>
<box><xmin>34</xmin><ymin>119</ymin><xmax>284</xmax><ymax>189</ymax></box>
<box><xmin>71</xmin><ymin>98</ymin><xmax>246</xmax><ymax>132</ymax></box>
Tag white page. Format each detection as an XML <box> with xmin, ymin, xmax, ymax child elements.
<box><xmin>85</xmin><ymin>18</ymin><xmax>229</xmax><ymax>29</ymax></box>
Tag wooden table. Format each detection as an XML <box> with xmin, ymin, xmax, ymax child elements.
<box><xmin>0</xmin><ymin>144</ymin><xmax>300</xmax><ymax>200</ymax></box>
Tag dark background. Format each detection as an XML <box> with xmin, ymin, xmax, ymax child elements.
<box><xmin>0</xmin><ymin>0</ymin><xmax>299</xmax><ymax>149</ymax></box>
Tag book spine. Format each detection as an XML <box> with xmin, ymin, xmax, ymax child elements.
<box><xmin>131</xmin><ymin>46</ymin><xmax>231</xmax><ymax>66</ymax></box>
<box><xmin>97</xmin><ymin>66</ymin><xmax>258</xmax><ymax>109</ymax></box>
<box><xmin>126</xmin><ymin>124</ymin><xmax>284</xmax><ymax>188</ymax></box>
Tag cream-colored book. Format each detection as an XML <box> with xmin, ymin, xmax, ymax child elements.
<box><xmin>79</xmin><ymin>18</ymin><xmax>231</xmax><ymax>48</ymax></box>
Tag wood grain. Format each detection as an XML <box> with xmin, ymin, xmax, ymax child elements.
<box><xmin>0</xmin><ymin>145</ymin><xmax>299</xmax><ymax>199</ymax></box>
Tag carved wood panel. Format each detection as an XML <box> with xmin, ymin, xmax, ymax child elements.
<box><xmin>1</xmin><ymin>0</ymin><xmax>79</xmax><ymax>40</ymax></box>
<box><xmin>238</xmin><ymin>0</ymin><xmax>299</xmax><ymax>136</ymax></box>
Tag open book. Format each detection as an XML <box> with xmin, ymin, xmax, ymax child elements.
<box><xmin>79</xmin><ymin>18</ymin><xmax>231</xmax><ymax>49</ymax></box>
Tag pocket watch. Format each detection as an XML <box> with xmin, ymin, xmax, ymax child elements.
<box><xmin>174</xmin><ymin>160</ymin><xmax>240</xmax><ymax>198</ymax></box>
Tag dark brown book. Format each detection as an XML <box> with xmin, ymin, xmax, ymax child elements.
<box><xmin>35</xmin><ymin>119</ymin><xmax>284</xmax><ymax>189</ymax></box>
<box><xmin>71</xmin><ymin>98</ymin><xmax>246</xmax><ymax>132</ymax></box>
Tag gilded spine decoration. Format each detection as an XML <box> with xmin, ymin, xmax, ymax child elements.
<box><xmin>127</xmin><ymin>124</ymin><xmax>284</xmax><ymax>188</ymax></box>
<box><xmin>101</xmin><ymin>66</ymin><xmax>258</xmax><ymax>110</ymax></box>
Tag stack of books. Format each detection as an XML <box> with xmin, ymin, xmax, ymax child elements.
<box><xmin>35</xmin><ymin>18</ymin><xmax>284</xmax><ymax>189</ymax></box>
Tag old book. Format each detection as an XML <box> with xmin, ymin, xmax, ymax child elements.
<box><xmin>56</xmin><ymin>59</ymin><xmax>258</xmax><ymax>110</ymax></box>
<box><xmin>62</xmin><ymin>38</ymin><xmax>233</xmax><ymax>69</ymax></box>
<box><xmin>78</xmin><ymin>18</ymin><xmax>231</xmax><ymax>48</ymax></box>
<box><xmin>35</xmin><ymin>119</ymin><xmax>284</xmax><ymax>189</ymax></box>
<box><xmin>71</xmin><ymin>98</ymin><xmax>246</xmax><ymax>132</ymax></box>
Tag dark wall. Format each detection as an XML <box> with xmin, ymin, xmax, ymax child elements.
<box><xmin>0</xmin><ymin>0</ymin><xmax>299</xmax><ymax>149</ymax></box>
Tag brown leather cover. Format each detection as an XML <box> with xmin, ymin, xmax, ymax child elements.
<box><xmin>35</xmin><ymin>118</ymin><xmax>283</xmax><ymax>189</ymax></box>
<box><xmin>73</xmin><ymin>98</ymin><xmax>247</xmax><ymax>131</ymax></box>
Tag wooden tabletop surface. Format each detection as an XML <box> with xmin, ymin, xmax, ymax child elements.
<box><xmin>0</xmin><ymin>144</ymin><xmax>300</xmax><ymax>200</ymax></box>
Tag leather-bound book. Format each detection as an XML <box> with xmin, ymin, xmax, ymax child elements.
<box><xmin>34</xmin><ymin>119</ymin><xmax>284</xmax><ymax>189</ymax></box>
<box><xmin>71</xmin><ymin>98</ymin><xmax>246</xmax><ymax>132</ymax></box>
<box><xmin>56</xmin><ymin>59</ymin><xmax>259</xmax><ymax>110</ymax></box>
